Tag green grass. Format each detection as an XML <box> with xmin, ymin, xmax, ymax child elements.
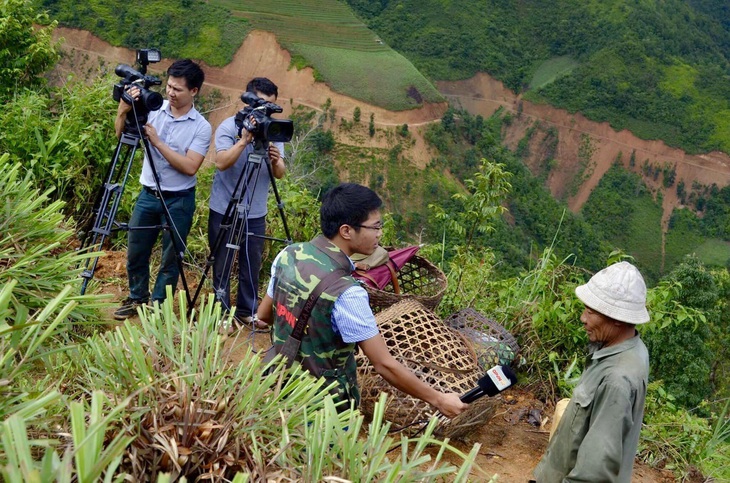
<box><xmin>665</xmin><ymin>223</ymin><xmax>706</xmax><ymax>270</ymax></box>
<box><xmin>290</xmin><ymin>44</ymin><xmax>442</xmax><ymax>109</ymax></box>
<box><xmin>211</xmin><ymin>0</ymin><xmax>443</xmax><ymax>110</ymax></box>
<box><xmin>529</xmin><ymin>56</ymin><xmax>580</xmax><ymax>90</ymax></box>
<box><xmin>624</xmin><ymin>194</ymin><xmax>664</xmax><ymax>281</ymax></box>
<box><xmin>692</xmin><ymin>239</ymin><xmax>730</xmax><ymax>267</ymax></box>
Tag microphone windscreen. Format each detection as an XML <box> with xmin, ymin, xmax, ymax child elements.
<box><xmin>478</xmin><ymin>365</ymin><xmax>517</xmax><ymax>397</ymax></box>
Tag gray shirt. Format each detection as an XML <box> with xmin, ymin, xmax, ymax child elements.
<box><xmin>209</xmin><ymin>116</ymin><xmax>285</xmax><ymax>219</ymax></box>
<box><xmin>139</xmin><ymin>100</ymin><xmax>211</xmax><ymax>191</ymax></box>
<box><xmin>534</xmin><ymin>334</ymin><xmax>649</xmax><ymax>483</ymax></box>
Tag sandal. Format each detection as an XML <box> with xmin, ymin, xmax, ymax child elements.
<box><xmin>253</xmin><ymin>319</ymin><xmax>271</xmax><ymax>333</ymax></box>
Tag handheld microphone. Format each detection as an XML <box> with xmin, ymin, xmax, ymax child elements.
<box><xmin>461</xmin><ymin>365</ymin><xmax>517</xmax><ymax>403</ymax></box>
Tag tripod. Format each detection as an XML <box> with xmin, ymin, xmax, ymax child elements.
<box><xmin>189</xmin><ymin>137</ymin><xmax>292</xmax><ymax>312</ymax></box>
<box><xmin>79</xmin><ymin>121</ymin><xmax>192</xmax><ymax>305</ymax></box>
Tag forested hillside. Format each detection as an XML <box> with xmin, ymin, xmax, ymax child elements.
<box><xmin>346</xmin><ymin>0</ymin><xmax>730</xmax><ymax>155</ymax></box>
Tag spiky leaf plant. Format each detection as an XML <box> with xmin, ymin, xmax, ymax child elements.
<box><xmin>0</xmin><ymin>281</ymin><xmax>77</xmax><ymax>419</ymax></box>
<box><xmin>79</xmin><ymin>291</ymin><xmax>333</xmax><ymax>480</ymax></box>
<box><xmin>0</xmin><ymin>158</ymin><xmax>109</xmax><ymax>321</ymax></box>
<box><xmin>77</xmin><ymin>292</ymin><xmax>481</xmax><ymax>481</ymax></box>
<box><xmin>1</xmin><ymin>391</ymin><xmax>132</xmax><ymax>482</ymax></box>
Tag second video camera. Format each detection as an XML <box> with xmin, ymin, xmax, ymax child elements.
<box><xmin>235</xmin><ymin>91</ymin><xmax>293</xmax><ymax>143</ymax></box>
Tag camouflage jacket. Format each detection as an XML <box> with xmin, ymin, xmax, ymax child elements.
<box><xmin>271</xmin><ymin>235</ymin><xmax>361</xmax><ymax>407</ymax></box>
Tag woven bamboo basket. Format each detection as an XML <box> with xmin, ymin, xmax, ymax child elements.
<box><xmin>363</xmin><ymin>254</ymin><xmax>447</xmax><ymax>313</ymax></box>
<box><xmin>356</xmin><ymin>299</ymin><xmax>500</xmax><ymax>439</ymax></box>
<box><xmin>443</xmin><ymin>308</ymin><xmax>520</xmax><ymax>371</ymax></box>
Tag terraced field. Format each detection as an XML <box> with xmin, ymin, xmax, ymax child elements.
<box><xmin>212</xmin><ymin>0</ymin><xmax>444</xmax><ymax>110</ymax></box>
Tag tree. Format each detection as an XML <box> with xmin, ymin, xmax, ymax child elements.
<box><xmin>0</xmin><ymin>0</ymin><xmax>59</xmax><ymax>99</ymax></box>
<box><xmin>368</xmin><ymin>113</ymin><xmax>375</xmax><ymax>137</ymax></box>
<box><xmin>644</xmin><ymin>256</ymin><xmax>717</xmax><ymax>409</ymax></box>
<box><xmin>353</xmin><ymin>106</ymin><xmax>361</xmax><ymax>123</ymax></box>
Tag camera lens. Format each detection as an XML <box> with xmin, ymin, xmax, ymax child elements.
<box><xmin>139</xmin><ymin>89</ymin><xmax>163</xmax><ymax>111</ymax></box>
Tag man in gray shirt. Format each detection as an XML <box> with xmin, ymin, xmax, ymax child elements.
<box><xmin>533</xmin><ymin>261</ymin><xmax>650</xmax><ymax>483</ymax></box>
<box><xmin>113</xmin><ymin>59</ymin><xmax>211</xmax><ymax>319</ymax></box>
<box><xmin>208</xmin><ymin>77</ymin><xmax>285</xmax><ymax>328</ymax></box>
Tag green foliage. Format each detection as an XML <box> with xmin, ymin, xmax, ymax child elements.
<box><xmin>0</xmin><ymin>0</ymin><xmax>59</xmax><ymax>100</ymax></box>
<box><xmin>581</xmin><ymin>163</ymin><xmax>666</xmax><ymax>280</ymax></box>
<box><xmin>1</xmin><ymin>282</ymin><xmax>73</xmax><ymax>419</ymax></box>
<box><xmin>429</xmin><ymin>159</ymin><xmax>511</xmax><ymax>255</ymax></box>
<box><xmin>1</xmin><ymin>391</ymin><xmax>131</xmax><ymax>482</ymax></box>
<box><xmin>348</xmin><ymin>0</ymin><xmax>730</xmax><ymax>154</ymax></box>
<box><xmin>639</xmin><ymin>381</ymin><xmax>712</xmax><ymax>477</ymax></box>
<box><xmin>38</xmin><ymin>0</ymin><xmax>249</xmax><ymax>66</ymax></box>
<box><xmin>0</xmin><ymin>76</ymin><xmax>119</xmax><ymax>216</ymax></box>
<box><xmin>642</xmin><ymin>257</ymin><xmax>717</xmax><ymax>409</ymax></box>
<box><xmin>0</xmin><ymin>159</ymin><xmax>108</xmax><ymax>321</ymax></box>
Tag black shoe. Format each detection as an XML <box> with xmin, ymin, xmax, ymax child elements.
<box><xmin>113</xmin><ymin>297</ymin><xmax>148</xmax><ymax>320</ymax></box>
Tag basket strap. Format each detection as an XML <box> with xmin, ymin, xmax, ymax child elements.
<box><xmin>385</xmin><ymin>259</ymin><xmax>401</xmax><ymax>294</ymax></box>
<box><xmin>354</xmin><ymin>270</ymin><xmax>378</xmax><ymax>288</ymax></box>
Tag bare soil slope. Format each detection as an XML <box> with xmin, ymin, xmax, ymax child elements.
<box><xmin>438</xmin><ymin>73</ymin><xmax>730</xmax><ymax>230</ymax></box>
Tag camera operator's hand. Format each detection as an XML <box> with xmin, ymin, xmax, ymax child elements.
<box><xmin>115</xmin><ymin>86</ymin><xmax>141</xmax><ymax>138</ymax></box>
<box><xmin>216</xmin><ymin>127</ymin><xmax>253</xmax><ymax>171</ymax></box>
<box><xmin>119</xmin><ymin>86</ymin><xmax>140</xmax><ymax>110</ymax></box>
<box><xmin>268</xmin><ymin>144</ymin><xmax>286</xmax><ymax>179</ymax></box>
<box><xmin>143</xmin><ymin>123</ymin><xmax>161</xmax><ymax>147</ymax></box>
<box><xmin>238</xmin><ymin>128</ymin><xmax>253</xmax><ymax>146</ymax></box>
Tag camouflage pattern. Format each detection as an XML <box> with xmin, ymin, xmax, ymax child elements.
<box><xmin>271</xmin><ymin>235</ymin><xmax>363</xmax><ymax>407</ymax></box>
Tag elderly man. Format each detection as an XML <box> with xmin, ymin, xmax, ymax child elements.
<box><xmin>533</xmin><ymin>261</ymin><xmax>650</xmax><ymax>483</ymax></box>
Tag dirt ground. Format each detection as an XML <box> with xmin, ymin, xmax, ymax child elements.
<box><xmin>62</xmin><ymin>27</ymin><xmax>701</xmax><ymax>480</ymax></box>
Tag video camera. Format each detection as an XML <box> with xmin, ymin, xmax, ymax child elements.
<box><xmin>234</xmin><ymin>91</ymin><xmax>293</xmax><ymax>143</ymax></box>
<box><xmin>112</xmin><ymin>49</ymin><xmax>164</xmax><ymax>135</ymax></box>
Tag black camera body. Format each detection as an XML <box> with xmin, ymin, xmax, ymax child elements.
<box><xmin>113</xmin><ymin>65</ymin><xmax>163</xmax><ymax>112</ymax></box>
<box><xmin>234</xmin><ymin>91</ymin><xmax>293</xmax><ymax>143</ymax></box>
<box><xmin>112</xmin><ymin>49</ymin><xmax>163</xmax><ymax>136</ymax></box>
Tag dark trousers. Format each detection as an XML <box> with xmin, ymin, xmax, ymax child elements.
<box><xmin>126</xmin><ymin>187</ymin><xmax>195</xmax><ymax>302</ymax></box>
<box><xmin>207</xmin><ymin>209</ymin><xmax>265</xmax><ymax>318</ymax></box>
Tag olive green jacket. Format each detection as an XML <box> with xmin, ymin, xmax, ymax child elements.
<box><xmin>533</xmin><ymin>334</ymin><xmax>649</xmax><ymax>483</ymax></box>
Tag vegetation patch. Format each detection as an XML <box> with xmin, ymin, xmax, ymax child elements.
<box><xmin>528</xmin><ymin>56</ymin><xmax>579</xmax><ymax>90</ymax></box>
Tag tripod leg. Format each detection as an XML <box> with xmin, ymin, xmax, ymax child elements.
<box><xmin>79</xmin><ymin>133</ymin><xmax>141</xmax><ymax>294</ymax></box>
<box><xmin>265</xmin><ymin>154</ymin><xmax>293</xmax><ymax>244</ymax></box>
<box><xmin>189</xmin><ymin>149</ymin><xmax>261</xmax><ymax>309</ymax></box>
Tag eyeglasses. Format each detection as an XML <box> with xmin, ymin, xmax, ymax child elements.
<box><xmin>353</xmin><ymin>222</ymin><xmax>384</xmax><ymax>231</ymax></box>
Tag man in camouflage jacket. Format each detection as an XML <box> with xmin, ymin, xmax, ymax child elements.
<box><xmin>257</xmin><ymin>183</ymin><xmax>467</xmax><ymax>417</ymax></box>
